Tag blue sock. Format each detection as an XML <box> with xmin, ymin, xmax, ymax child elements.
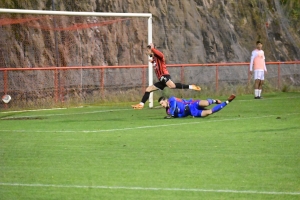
<box><xmin>207</xmin><ymin>98</ymin><xmax>214</xmax><ymax>105</ymax></box>
<box><xmin>211</xmin><ymin>102</ymin><xmax>227</xmax><ymax>113</ymax></box>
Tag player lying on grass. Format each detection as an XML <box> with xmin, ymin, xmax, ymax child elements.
<box><xmin>131</xmin><ymin>43</ymin><xmax>201</xmax><ymax>109</ymax></box>
<box><xmin>158</xmin><ymin>94</ymin><xmax>236</xmax><ymax>118</ymax></box>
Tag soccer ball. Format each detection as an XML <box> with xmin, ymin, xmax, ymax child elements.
<box><xmin>2</xmin><ymin>95</ymin><xmax>11</xmax><ymax>103</ymax></box>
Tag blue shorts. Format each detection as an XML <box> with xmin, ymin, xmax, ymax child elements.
<box><xmin>189</xmin><ymin>100</ymin><xmax>205</xmax><ymax>117</ymax></box>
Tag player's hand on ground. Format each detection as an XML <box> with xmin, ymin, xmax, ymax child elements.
<box><xmin>164</xmin><ymin>115</ymin><xmax>172</xmax><ymax>119</ymax></box>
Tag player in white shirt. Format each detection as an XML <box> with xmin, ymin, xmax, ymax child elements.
<box><xmin>249</xmin><ymin>41</ymin><xmax>267</xmax><ymax>99</ymax></box>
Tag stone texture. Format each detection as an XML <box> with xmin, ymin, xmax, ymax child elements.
<box><xmin>0</xmin><ymin>0</ymin><xmax>299</xmax><ymax>67</ymax></box>
<box><xmin>0</xmin><ymin>0</ymin><xmax>299</xmax><ymax>107</ymax></box>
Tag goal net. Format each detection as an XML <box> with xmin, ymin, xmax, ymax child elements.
<box><xmin>0</xmin><ymin>9</ymin><xmax>153</xmax><ymax>109</ymax></box>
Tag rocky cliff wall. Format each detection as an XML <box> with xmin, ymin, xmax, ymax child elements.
<box><xmin>0</xmin><ymin>0</ymin><xmax>299</xmax><ymax>66</ymax></box>
<box><xmin>0</xmin><ymin>0</ymin><xmax>299</xmax><ymax>107</ymax></box>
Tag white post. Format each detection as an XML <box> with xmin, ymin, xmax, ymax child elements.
<box><xmin>0</xmin><ymin>8</ymin><xmax>152</xmax><ymax>18</ymax></box>
<box><xmin>0</xmin><ymin>8</ymin><xmax>153</xmax><ymax>106</ymax></box>
<box><xmin>147</xmin><ymin>15</ymin><xmax>153</xmax><ymax>108</ymax></box>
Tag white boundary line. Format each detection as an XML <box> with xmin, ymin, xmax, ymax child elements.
<box><xmin>237</xmin><ymin>96</ymin><xmax>299</xmax><ymax>102</ymax></box>
<box><xmin>0</xmin><ymin>182</ymin><xmax>299</xmax><ymax>195</ymax></box>
<box><xmin>0</xmin><ymin>113</ymin><xmax>299</xmax><ymax>133</ymax></box>
<box><xmin>0</xmin><ymin>108</ymin><xmax>132</xmax><ymax>119</ymax></box>
<box><xmin>1</xmin><ymin>113</ymin><xmax>299</xmax><ymax>195</ymax></box>
<box><xmin>0</xmin><ymin>107</ymin><xmax>66</xmax><ymax>114</ymax></box>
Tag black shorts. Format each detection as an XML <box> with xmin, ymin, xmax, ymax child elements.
<box><xmin>154</xmin><ymin>75</ymin><xmax>171</xmax><ymax>90</ymax></box>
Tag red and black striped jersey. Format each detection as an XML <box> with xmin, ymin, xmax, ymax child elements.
<box><xmin>151</xmin><ymin>48</ymin><xmax>169</xmax><ymax>80</ymax></box>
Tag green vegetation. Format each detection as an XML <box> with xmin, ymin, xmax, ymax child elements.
<box><xmin>280</xmin><ymin>0</ymin><xmax>300</xmax><ymax>28</ymax></box>
<box><xmin>1</xmin><ymin>92</ymin><xmax>300</xmax><ymax>199</ymax></box>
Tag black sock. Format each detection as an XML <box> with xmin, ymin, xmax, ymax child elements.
<box><xmin>141</xmin><ymin>92</ymin><xmax>150</xmax><ymax>103</ymax></box>
<box><xmin>175</xmin><ymin>83</ymin><xmax>189</xmax><ymax>89</ymax></box>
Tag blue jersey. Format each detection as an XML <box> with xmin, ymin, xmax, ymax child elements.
<box><xmin>166</xmin><ymin>96</ymin><xmax>199</xmax><ymax>118</ymax></box>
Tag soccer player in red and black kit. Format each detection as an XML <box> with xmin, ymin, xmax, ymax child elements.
<box><xmin>131</xmin><ymin>43</ymin><xmax>201</xmax><ymax>109</ymax></box>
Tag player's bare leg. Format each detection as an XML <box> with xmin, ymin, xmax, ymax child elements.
<box><xmin>254</xmin><ymin>79</ymin><xmax>261</xmax><ymax>99</ymax></box>
<box><xmin>258</xmin><ymin>80</ymin><xmax>264</xmax><ymax>98</ymax></box>
<box><xmin>198</xmin><ymin>99</ymin><xmax>222</xmax><ymax>107</ymax></box>
<box><xmin>201</xmin><ymin>109</ymin><xmax>213</xmax><ymax>117</ymax></box>
<box><xmin>131</xmin><ymin>85</ymin><xmax>158</xmax><ymax>109</ymax></box>
<box><xmin>201</xmin><ymin>94</ymin><xmax>235</xmax><ymax>117</ymax></box>
<box><xmin>166</xmin><ymin>80</ymin><xmax>176</xmax><ymax>88</ymax></box>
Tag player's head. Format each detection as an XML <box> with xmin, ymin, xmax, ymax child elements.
<box><xmin>256</xmin><ymin>41</ymin><xmax>263</xmax><ymax>49</ymax></box>
<box><xmin>158</xmin><ymin>96</ymin><xmax>168</xmax><ymax>108</ymax></box>
<box><xmin>146</xmin><ymin>43</ymin><xmax>155</xmax><ymax>56</ymax></box>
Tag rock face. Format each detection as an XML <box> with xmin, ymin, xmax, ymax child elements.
<box><xmin>0</xmin><ymin>0</ymin><xmax>299</xmax><ymax>108</ymax></box>
<box><xmin>0</xmin><ymin>0</ymin><xmax>299</xmax><ymax>68</ymax></box>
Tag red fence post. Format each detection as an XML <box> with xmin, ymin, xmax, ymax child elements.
<box><xmin>216</xmin><ymin>65</ymin><xmax>219</xmax><ymax>91</ymax></box>
<box><xmin>54</xmin><ymin>68</ymin><xmax>58</xmax><ymax>103</ymax></box>
<box><xmin>100</xmin><ymin>68</ymin><xmax>104</xmax><ymax>95</ymax></box>
<box><xmin>248</xmin><ymin>68</ymin><xmax>251</xmax><ymax>85</ymax></box>
<box><xmin>60</xmin><ymin>69</ymin><xmax>65</xmax><ymax>103</ymax></box>
<box><xmin>180</xmin><ymin>66</ymin><xmax>184</xmax><ymax>83</ymax></box>
<box><xmin>142</xmin><ymin>66</ymin><xmax>146</xmax><ymax>93</ymax></box>
<box><xmin>3</xmin><ymin>70</ymin><xmax>8</xmax><ymax>109</ymax></box>
<box><xmin>278</xmin><ymin>63</ymin><xmax>281</xmax><ymax>89</ymax></box>
<box><xmin>3</xmin><ymin>70</ymin><xmax>8</xmax><ymax>95</ymax></box>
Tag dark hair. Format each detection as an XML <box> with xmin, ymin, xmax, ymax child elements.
<box><xmin>158</xmin><ymin>96</ymin><xmax>166</xmax><ymax>102</ymax></box>
<box><xmin>147</xmin><ymin>44</ymin><xmax>156</xmax><ymax>49</ymax></box>
<box><xmin>256</xmin><ymin>41</ymin><xmax>262</xmax><ymax>45</ymax></box>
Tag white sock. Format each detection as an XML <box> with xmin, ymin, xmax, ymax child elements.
<box><xmin>189</xmin><ymin>85</ymin><xmax>192</xmax><ymax>89</ymax></box>
<box><xmin>255</xmin><ymin>89</ymin><xmax>259</xmax><ymax>97</ymax></box>
<box><xmin>139</xmin><ymin>102</ymin><xmax>144</xmax><ymax>106</ymax></box>
<box><xmin>258</xmin><ymin>90</ymin><xmax>262</xmax><ymax>97</ymax></box>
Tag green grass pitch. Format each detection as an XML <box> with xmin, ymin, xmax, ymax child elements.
<box><xmin>0</xmin><ymin>92</ymin><xmax>300</xmax><ymax>200</ymax></box>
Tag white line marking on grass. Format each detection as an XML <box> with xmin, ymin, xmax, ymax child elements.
<box><xmin>0</xmin><ymin>108</ymin><xmax>132</xmax><ymax>119</ymax></box>
<box><xmin>1</xmin><ymin>107</ymin><xmax>67</xmax><ymax>114</ymax></box>
<box><xmin>1</xmin><ymin>113</ymin><xmax>299</xmax><ymax>133</ymax></box>
<box><xmin>0</xmin><ymin>183</ymin><xmax>299</xmax><ymax>195</ymax></box>
<box><xmin>237</xmin><ymin>96</ymin><xmax>300</xmax><ymax>102</ymax></box>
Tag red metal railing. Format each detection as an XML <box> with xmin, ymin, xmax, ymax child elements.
<box><xmin>1</xmin><ymin>61</ymin><xmax>299</xmax><ymax>104</ymax></box>
<box><xmin>1</xmin><ymin>65</ymin><xmax>147</xmax><ymax>103</ymax></box>
<box><xmin>167</xmin><ymin>61</ymin><xmax>300</xmax><ymax>91</ymax></box>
